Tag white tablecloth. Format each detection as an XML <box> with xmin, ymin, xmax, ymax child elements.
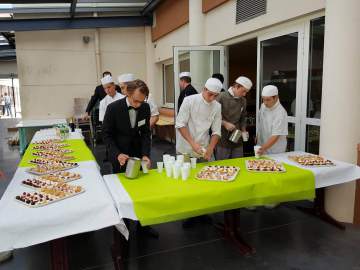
<box><xmin>269</xmin><ymin>151</ymin><xmax>360</xmax><ymax>188</ymax></box>
<box><xmin>31</xmin><ymin>129</ymin><xmax>84</xmax><ymax>142</ymax></box>
<box><xmin>104</xmin><ymin>151</ymin><xmax>360</xmax><ymax>221</ymax></box>
<box><xmin>16</xmin><ymin>119</ymin><xmax>67</xmax><ymax>128</ymax></box>
<box><xmin>0</xmin><ymin>161</ymin><xmax>128</xmax><ymax>252</ymax></box>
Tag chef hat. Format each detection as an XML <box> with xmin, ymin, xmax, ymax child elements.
<box><xmin>179</xmin><ymin>72</ymin><xmax>191</xmax><ymax>79</ymax></box>
<box><xmin>101</xmin><ymin>75</ymin><xmax>114</xmax><ymax>86</ymax></box>
<box><xmin>235</xmin><ymin>76</ymin><xmax>252</xmax><ymax>90</ymax></box>
<box><xmin>205</xmin><ymin>78</ymin><xmax>223</xmax><ymax>94</ymax></box>
<box><xmin>262</xmin><ymin>85</ymin><xmax>278</xmax><ymax>97</ymax></box>
<box><xmin>118</xmin><ymin>73</ymin><xmax>135</xmax><ymax>83</ymax></box>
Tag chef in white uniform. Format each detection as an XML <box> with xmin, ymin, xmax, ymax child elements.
<box><xmin>176</xmin><ymin>78</ymin><xmax>222</xmax><ymax>161</ymax></box>
<box><xmin>257</xmin><ymin>85</ymin><xmax>288</xmax><ymax>155</ymax></box>
<box><xmin>118</xmin><ymin>73</ymin><xmax>159</xmax><ymax>128</ymax></box>
<box><xmin>99</xmin><ymin>75</ymin><xmax>125</xmax><ymax>122</ymax></box>
<box><xmin>117</xmin><ymin>73</ymin><xmax>135</xmax><ymax>95</ymax></box>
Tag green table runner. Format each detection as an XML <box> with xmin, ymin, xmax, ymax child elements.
<box><xmin>19</xmin><ymin>139</ymin><xmax>96</xmax><ymax>167</ymax></box>
<box><xmin>117</xmin><ymin>157</ymin><xmax>315</xmax><ymax>226</ymax></box>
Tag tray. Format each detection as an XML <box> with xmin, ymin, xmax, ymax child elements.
<box><xmin>26</xmin><ymin>165</ymin><xmax>78</xmax><ymax>176</ymax></box>
<box><xmin>15</xmin><ymin>188</ymin><xmax>85</xmax><ymax>208</ymax></box>
<box><xmin>245</xmin><ymin>160</ymin><xmax>286</xmax><ymax>173</ymax></box>
<box><xmin>40</xmin><ymin>172</ymin><xmax>81</xmax><ymax>182</ymax></box>
<box><xmin>288</xmin><ymin>155</ymin><xmax>335</xmax><ymax>167</ymax></box>
<box><xmin>196</xmin><ymin>165</ymin><xmax>240</xmax><ymax>182</ymax></box>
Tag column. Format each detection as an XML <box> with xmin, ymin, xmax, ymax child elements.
<box><xmin>320</xmin><ymin>0</ymin><xmax>360</xmax><ymax>222</ymax></box>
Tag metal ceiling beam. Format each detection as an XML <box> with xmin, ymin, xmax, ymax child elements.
<box><xmin>0</xmin><ymin>7</ymin><xmax>144</xmax><ymax>13</ymax></box>
<box><xmin>70</xmin><ymin>0</ymin><xmax>77</xmax><ymax>18</ymax></box>
<box><xmin>1</xmin><ymin>32</ymin><xmax>15</xmax><ymax>49</ymax></box>
<box><xmin>0</xmin><ymin>0</ymin><xmax>71</xmax><ymax>3</ymax></box>
<box><xmin>141</xmin><ymin>0</ymin><xmax>161</xmax><ymax>15</ymax></box>
<box><xmin>0</xmin><ymin>16</ymin><xmax>152</xmax><ymax>31</ymax></box>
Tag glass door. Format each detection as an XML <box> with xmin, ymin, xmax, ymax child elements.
<box><xmin>257</xmin><ymin>24</ymin><xmax>305</xmax><ymax>151</ymax></box>
<box><xmin>173</xmin><ymin>46</ymin><xmax>226</xmax><ymax>113</ymax></box>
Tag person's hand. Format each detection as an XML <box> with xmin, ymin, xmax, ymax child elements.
<box><xmin>223</xmin><ymin>121</ymin><xmax>236</xmax><ymax>132</ymax></box>
<box><xmin>191</xmin><ymin>142</ymin><xmax>204</xmax><ymax>155</ymax></box>
<box><xmin>204</xmin><ymin>147</ymin><xmax>214</xmax><ymax>161</ymax></box>
<box><xmin>117</xmin><ymin>154</ymin><xmax>129</xmax><ymax>166</ymax></box>
<box><xmin>257</xmin><ymin>147</ymin><xmax>265</xmax><ymax>156</ymax></box>
<box><xmin>0</xmin><ymin>170</ymin><xmax>5</xmax><ymax>179</ymax></box>
<box><xmin>83</xmin><ymin>112</ymin><xmax>90</xmax><ymax>121</ymax></box>
<box><xmin>142</xmin><ymin>156</ymin><xmax>151</xmax><ymax>169</ymax></box>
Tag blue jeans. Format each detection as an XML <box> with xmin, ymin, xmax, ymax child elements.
<box><xmin>4</xmin><ymin>104</ymin><xmax>11</xmax><ymax>116</ymax></box>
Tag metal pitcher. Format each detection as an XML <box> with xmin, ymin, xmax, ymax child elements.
<box><xmin>228</xmin><ymin>129</ymin><xmax>242</xmax><ymax>143</ymax></box>
<box><xmin>125</xmin><ymin>157</ymin><xmax>141</xmax><ymax>179</ymax></box>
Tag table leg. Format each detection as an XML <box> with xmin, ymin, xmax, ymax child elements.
<box><xmin>18</xmin><ymin>127</ymin><xmax>27</xmax><ymax>155</ymax></box>
<box><xmin>215</xmin><ymin>210</ymin><xmax>256</xmax><ymax>256</ymax></box>
<box><xmin>297</xmin><ymin>188</ymin><xmax>346</xmax><ymax>230</ymax></box>
<box><xmin>50</xmin><ymin>238</ymin><xmax>69</xmax><ymax>270</ymax></box>
<box><xmin>111</xmin><ymin>227</ymin><xmax>127</xmax><ymax>270</ymax></box>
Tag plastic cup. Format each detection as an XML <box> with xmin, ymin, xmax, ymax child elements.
<box><xmin>177</xmin><ymin>154</ymin><xmax>184</xmax><ymax>162</ymax></box>
<box><xmin>242</xmin><ymin>131</ymin><xmax>249</xmax><ymax>142</ymax></box>
<box><xmin>157</xmin><ymin>162</ymin><xmax>164</xmax><ymax>173</ymax></box>
<box><xmin>169</xmin><ymin>156</ymin><xmax>176</xmax><ymax>162</ymax></box>
<box><xmin>165</xmin><ymin>164</ymin><xmax>172</xmax><ymax>177</ymax></box>
<box><xmin>141</xmin><ymin>161</ymin><xmax>149</xmax><ymax>174</ymax></box>
<box><xmin>163</xmin><ymin>154</ymin><xmax>170</xmax><ymax>163</ymax></box>
<box><xmin>172</xmin><ymin>164</ymin><xmax>181</xmax><ymax>179</ymax></box>
<box><xmin>181</xmin><ymin>166</ymin><xmax>190</xmax><ymax>181</ymax></box>
<box><xmin>190</xmin><ymin>158</ymin><xmax>197</xmax><ymax>169</ymax></box>
<box><xmin>254</xmin><ymin>145</ymin><xmax>261</xmax><ymax>158</ymax></box>
<box><xmin>183</xmin><ymin>162</ymin><xmax>191</xmax><ymax>169</ymax></box>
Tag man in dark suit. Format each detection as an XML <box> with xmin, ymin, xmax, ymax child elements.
<box><xmin>103</xmin><ymin>80</ymin><xmax>158</xmax><ymax>238</ymax></box>
<box><xmin>84</xmin><ymin>71</ymin><xmax>122</xmax><ymax>120</ymax></box>
<box><xmin>102</xmin><ymin>79</ymin><xmax>151</xmax><ymax>173</ymax></box>
<box><xmin>177</xmin><ymin>72</ymin><xmax>198</xmax><ymax>112</ymax></box>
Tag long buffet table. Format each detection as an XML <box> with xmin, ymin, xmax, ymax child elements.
<box><xmin>0</xmin><ymin>129</ymin><xmax>128</xmax><ymax>257</ymax></box>
<box><xmin>2</xmin><ymin>126</ymin><xmax>360</xmax><ymax>269</ymax></box>
<box><xmin>104</xmin><ymin>151</ymin><xmax>360</xmax><ymax>268</ymax></box>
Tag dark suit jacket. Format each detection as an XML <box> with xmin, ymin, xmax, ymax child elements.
<box><xmin>177</xmin><ymin>84</ymin><xmax>198</xmax><ymax>112</ymax></box>
<box><xmin>102</xmin><ymin>98</ymin><xmax>151</xmax><ymax>172</ymax></box>
<box><xmin>86</xmin><ymin>84</ymin><xmax>122</xmax><ymax>113</ymax></box>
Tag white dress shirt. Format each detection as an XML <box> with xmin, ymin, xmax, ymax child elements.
<box><xmin>146</xmin><ymin>94</ymin><xmax>159</xmax><ymax>117</ymax></box>
<box><xmin>126</xmin><ymin>97</ymin><xmax>137</xmax><ymax>128</ymax></box>
<box><xmin>175</xmin><ymin>93</ymin><xmax>222</xmax><ymax>157</ymax></box>
<box><xmin>258</xmin><ymin>100</ymin><xmax>288</xmax><ymax>154</ymax></box>
<box><xmin>99</xmin><ymin>92</ymin><xmax>125</xmax><ymax>122</ymax></box>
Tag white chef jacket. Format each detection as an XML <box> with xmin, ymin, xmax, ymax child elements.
<box><xmin>175</xmin><ymin>93</ymin><xmax>222</xmax><ymax>157</ymax></box>
<box><xmin>99</xmin><ymin>92</ymin><xmax>125</xmax><ymax>122</ymax></box>
<box><xmin>258</xmin><ymin>100</ymin><xmax>288</xmax><ymax>154</ymax></box>
<box><xmin>146</xmin><ymin>94</ymin><xmax>159</xmax><ymax>117</ymax></box>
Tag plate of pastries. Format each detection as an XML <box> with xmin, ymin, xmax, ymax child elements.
<box><xmin>196</xmin><ymin>165</ymin><xmax>240</xmax><ymax>182</ymax></box>
<box><xmin>246</xmin><ymin>159</ymin><xmax>286</xmax><ymax>172</ymax></box>
<box><xmin>288</xmin><ymin>154</ymin><xmax>335</xmax><ymax>166</ymax></box>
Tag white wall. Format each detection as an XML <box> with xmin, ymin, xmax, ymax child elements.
<box><xmin>16</xmin><ymin>27</ymin><xmax>147</xmax><ymax>119</ymax></box>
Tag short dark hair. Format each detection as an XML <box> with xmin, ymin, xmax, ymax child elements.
<box><xmin>102</xmin><ymin>71</ymin><xmax>112</xmax><ymax>77</ymax></box>
<box><xmin>180</xmin><ymin>76</ymin><xmax>191</xmax><ymax>84</ymax></box>
<box><xmin>212</xmin><ymin>73</ymin><xmax>224</xmax><ymax>84</ymax></box>
<box><xmin>126</xmin><ymin>79</ymin><xmax>149</xmax><ymax>97</ymax></box>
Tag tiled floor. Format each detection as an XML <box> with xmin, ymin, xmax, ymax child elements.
<box><xmin>1</xmin><ymin>119</ymin><xmax>360</xmax><ymax>270</ymax></box>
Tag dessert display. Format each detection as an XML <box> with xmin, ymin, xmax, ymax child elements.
<box><xmin>40</xmin><ymin>171</ymin><xmax>81</xmax><ymax>182</ymax></box>
<box><xmin>32</xmin><ymin>145</ymin><xmax>73</xmax><ymax>153</ymax></box>
<box><xmin>196</xmin><ymin>165</ymin><xmax>239</xmax><ymax>182</ymax></box>
<box><xmin>32</xmin><ymin>151</ymin><xmax>75</xmax><ymax>160</ymax></box>
<box><xmin>15</xmin><ymin>192</ymin><xmax>54</xmax><ymax>207</ymax></box>
<box><xmin>246</xmin><ymin>159</ymin><xmax>286</xmax><ymax>172</ymax></box>
<box><xmin>28</xmin><ymin>158</ymin><xmax>78</xmax><ymax>169</ymax></box>
<box><xmin>288</xmin><ymin>154</ymin><xmax>335</xmax><ymax>166</ymax></box>
<box><xmin>32</xmin><ymin>139</ymin><xmax>63</xmax><ymax>145</ymax></box>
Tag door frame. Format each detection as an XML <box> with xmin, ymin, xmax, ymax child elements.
<box><xmin>256</xmin><ymin>20</ymin><xmax>321</xmax><ymax>152</ymax></box>
<box><xmin>173</xmin><ymin>46</ymin><xmax>226</xmax><ymax>113</ymax></box>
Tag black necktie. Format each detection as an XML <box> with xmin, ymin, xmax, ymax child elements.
<box><xmin>128</xmin><ymin>106</ymin><xmax>138</xmax><ymax>111</ymax></box>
